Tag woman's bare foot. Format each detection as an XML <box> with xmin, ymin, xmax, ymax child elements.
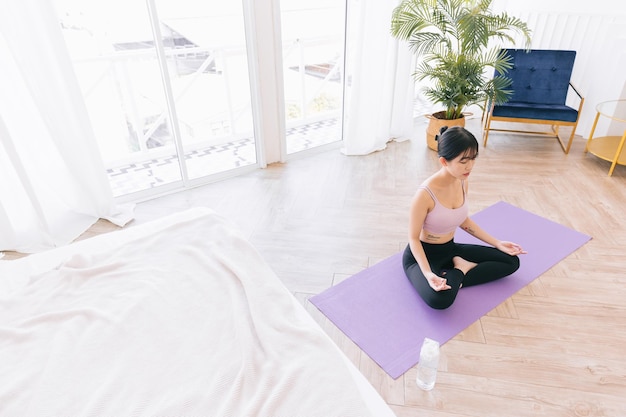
<box><xmin>452</xmin><ymin>256</ymin><xmax>477</xmax><ymax>275</ymax></box>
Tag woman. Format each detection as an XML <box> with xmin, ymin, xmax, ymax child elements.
<box><xmin>402</xmin><ymin>126</ymin><xmax>525</xmax><ymax>310</ymax></box>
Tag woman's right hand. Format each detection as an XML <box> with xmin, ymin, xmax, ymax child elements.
<box><xmin>425</xmin><ymin>272</ymin><xmax>451</xmax><ymax>291</ymax></box>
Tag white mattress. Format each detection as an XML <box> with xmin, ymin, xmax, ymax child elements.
<box><xmin>0</xmin><ymin>208</ymin><xmax>395</xmax><ymax>417</ymax></box>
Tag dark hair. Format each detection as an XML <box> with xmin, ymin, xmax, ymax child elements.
<box><xmin>435</xmin><ymin>126</ymin><xmax>479</xmax><ymax>161</ymax></box>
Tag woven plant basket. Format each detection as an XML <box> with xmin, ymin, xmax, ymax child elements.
<box><xmin>425</xmin><ymin>111</ymin><xmax>467</xmax><ymax>151</ymax></box>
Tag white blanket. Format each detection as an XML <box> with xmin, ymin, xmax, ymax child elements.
<box><xmin>0</xmin><ymin>209</ymin><xmax>387</xmax><ymax>417</ymax></box>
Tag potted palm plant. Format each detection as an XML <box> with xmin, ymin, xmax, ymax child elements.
<box><xmin>390</xmin><ymin>0</ymin><xmax>532</xmax><ymax>150</ymax></box>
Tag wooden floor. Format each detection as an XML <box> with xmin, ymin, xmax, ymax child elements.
<box><xmin>5</xmin><ymin>118</ymin><xmax>626</xmax><ymax>416</ymax></box>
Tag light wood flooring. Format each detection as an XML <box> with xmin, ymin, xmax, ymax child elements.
<box><xmin>4</xmin><ymin>118</ymin><xmax>626</xmax><ymax>416</ymax></box>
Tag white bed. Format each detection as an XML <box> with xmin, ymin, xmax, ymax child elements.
<box><xmin>0</xmin><ymin>208</ymin><xmax>395</xmax><ymax>417</ymax></box>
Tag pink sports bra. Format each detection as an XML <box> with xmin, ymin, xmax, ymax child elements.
<box><xmin>420</xmin><ymin>182</ymin><xmax>468</xmax><ymax>234</ymax></box>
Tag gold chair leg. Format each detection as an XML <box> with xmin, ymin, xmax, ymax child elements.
<box><xmin>483</xmin><ymin>115</ymin><xmax>492</xmax><ymax>147</ymax></box>
<box><xmin>552</xmin><ymin>125</ymin><xmax>574</xmax><ymax>154</ymax></box>
<box><xmin>564</xmin><ymin>129</ymin><xmax>576</xmax><ymax>154</ymax></box>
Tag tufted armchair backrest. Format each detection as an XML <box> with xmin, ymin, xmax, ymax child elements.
<box><xmin>495</xmin><ymin>49</ymin><xmax>577</xmax><ymax>106</ymax></box>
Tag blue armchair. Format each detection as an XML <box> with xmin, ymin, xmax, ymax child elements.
<box><xmin>482</xmin><ymin>49</ymin><xmax>584</xmax><ymax>153</ymax></box>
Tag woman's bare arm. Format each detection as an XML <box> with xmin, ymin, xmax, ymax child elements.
<box><xmin>408</xmin><ymin>191</ymin><xmax>452</xmax><ymax>291</ymax></box>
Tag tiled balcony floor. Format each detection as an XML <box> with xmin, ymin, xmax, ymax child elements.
<box><xmin>107</xmin><ymin>117</ymin><xmax>341</xmax><ymax>196</ymax></box>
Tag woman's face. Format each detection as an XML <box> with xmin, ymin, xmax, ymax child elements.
<box><xmin>443</xmin><ymin>149</ymin><xmax>477</xmax><ymax>179</ymax></box>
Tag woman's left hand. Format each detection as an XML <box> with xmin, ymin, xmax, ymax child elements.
<box><xmin>496</xmin><ymin>241</ymin><xmax>527</xmax><ymax>256</ymax></box>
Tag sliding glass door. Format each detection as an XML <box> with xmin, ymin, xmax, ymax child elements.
<box><xmin>54</xmin><ymin>0</ymin><xmax>350</xmax><ymax>198</ymax></box>
<box><xmin>54</xmin><ymin>0</ymin><xmax>258</xmax><ymax>198</ymax></box>
<box><xmin>152</xmin><ymin>1</ymin><xmax>257</xmax><ymax>180</ymax></box>
<box><xmin>279</xmin><ymin>0</ymin><xmax>346</xmax><ymax>155</ymax></box>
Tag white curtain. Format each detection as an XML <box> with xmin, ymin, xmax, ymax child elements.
<box><xmin>341</xmin><ymin>0</ymin><xmax>415</xmax><ymax>156</ymax></box>
<box><xmin>0</xmin><ymin>0</ymin><xmax>134</xmax><ymax>254</ymax></box>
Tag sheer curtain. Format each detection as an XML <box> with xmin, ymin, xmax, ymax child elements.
<box><xmin>0</xmin><ymin>0</ymin><xmax>134</xmax><ymax>254</ymax></box>
<box><xmin>341</xmin><ymin>0</ymin><xmax>415</xmax><ymax>156</ymax></box>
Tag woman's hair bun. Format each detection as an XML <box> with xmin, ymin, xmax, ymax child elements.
<box><xmin>435</xmin><ymin>125</ymin><xmax>449</xmax><ymax>141</ymax></box>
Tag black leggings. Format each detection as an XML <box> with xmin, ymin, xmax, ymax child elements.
<box><xmin>402</xmin><ymin>240</ymin><xmax>520</xmax><ymax>310</ymax></box>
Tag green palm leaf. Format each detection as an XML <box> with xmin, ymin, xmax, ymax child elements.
<box><xmin>390</xmin><ymin>0</ymin><xmax>531</xmax><ymax>119</ymax></box>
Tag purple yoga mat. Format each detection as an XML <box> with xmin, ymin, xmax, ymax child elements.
<box><xmin>310</xmin><ymin>201</ymin><xmax>591</xmax><ymax>379</ymax></box>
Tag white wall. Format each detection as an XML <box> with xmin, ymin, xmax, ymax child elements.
<box><xmin>494</xmin><ymin>0</ymin><xmax>625</xmax><ymax>14</ymax></box>
<box><xmin>493</xmin><ymin>0</ymin><xmax>626</xmax><ymax>137</ymax></box>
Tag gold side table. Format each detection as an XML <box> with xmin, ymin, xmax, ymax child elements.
<box><xmin>584</xmin><ymin>99</ymin><xmax>626</xmax><ymax>176</ymax></box>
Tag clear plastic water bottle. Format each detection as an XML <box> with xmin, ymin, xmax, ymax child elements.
<box><xmin>416</xmin><ymin>337</ymin><xmax>440</xmax><ymax>390</ymax></box>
